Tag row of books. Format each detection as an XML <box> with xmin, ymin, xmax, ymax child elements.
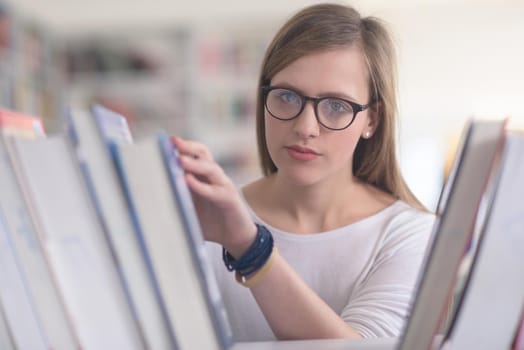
<box><xmin>0</xmin><ymin>106</ymin><xmax>523</xmax><ymax>349</ymax></box>
<box><xmin>0</xmin><ymin>106</ymin><xmax>232</xmax><ymax>349</ymax></box>
<box><xmin>401</xmin><ymin>119</ymin><xmax>524</xmax><ymax>350</ymax></box>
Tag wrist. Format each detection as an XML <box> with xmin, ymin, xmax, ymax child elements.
<box><xmin>223</xmin><ymin>223</ymin><xmax>258</xmax><ymax>259</ymax></box>
<box><xmin>222</xmin><ymin>224</ymin><xmax>274</xmax><ymax>281</ymax></box>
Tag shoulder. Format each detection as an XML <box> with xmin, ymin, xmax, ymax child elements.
<box><xmin>378</xmin><ymin>201</ymin><xmax>436</xmax><ymax>254</ymax></box>
<box><xmin>388</xmin><ymin>201</ymin><xmax>436</xmax><ymax>227</ymax></box>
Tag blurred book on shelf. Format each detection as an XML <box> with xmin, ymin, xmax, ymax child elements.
<box><xmin>441</xmin><ymin>130</ymin><xmax>524</xmax><ymax>350</ymax></box>
<box><xmin>514</xmin><ymin>309</ymin><xmax>524</xmax><ymax>350</ymax></box>
<box><xmin>0</xmin><ymin>112</ymin><xmax>81</xmax><ymax>349</ymax></box>
<box><xmin>67</xmin><ymin>106</ymin><xmax>175</xmax><ymax>349</ymax></box>
<box><xmin>0</xmin><ymin>174</ymin><xmax>49</xmax><ymax>350</ymax></box>
<box><xmin>7</xmin><ymin>134</ymin><xmax>145</xmax><ymax>349</ymax></box>
<box><xmin>0</xmin><ymin>299</ymin><xmax>15</xmax><ymax>350</ymax></box>
<box><xmin>0</xmin><ymin>108</ymin><xmax>45</xmax><ymax>137</ymax></box>
<box><xmin>399</xmin><ymin>119</ymin><xmax>508</xmax><ymax>350</ymax></box>
<box><xmin>0</xmin><ymin>104</ymin><xmax>233</xmax><ymax>349</ymax></box>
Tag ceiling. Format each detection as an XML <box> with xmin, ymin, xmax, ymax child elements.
<box><xmin>5</xmin><ymin>0</ymin><xmax>520</xmax><ymax>35</ymax></box>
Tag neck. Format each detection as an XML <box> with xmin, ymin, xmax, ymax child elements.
<box><xmin>268</xmin><ymin>171</ymin><xmax>364</xmax><ymax>233</ymax></box>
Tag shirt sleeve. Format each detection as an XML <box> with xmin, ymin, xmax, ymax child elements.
<box><xmin>340</xmin><ymin>209</ymin><xmax>435</xmax><ymax>338</ymax></box>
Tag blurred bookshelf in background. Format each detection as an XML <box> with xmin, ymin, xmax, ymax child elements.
<box><xmin>0</xmin><ymin>3</ymin><xmax>67</xmax><ymax>132</ymax></box>
<box><xmin>10</xmin><ymin>2</ymin><xmax>519</xmax><ymax>211</ymax></box>
<box><xmin>0</xmin><ymin>3</ymin><xmax>273</xmax><ymax>185</ymax></box>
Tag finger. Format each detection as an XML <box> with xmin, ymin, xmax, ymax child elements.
<box><xmin>172</xmin><ymin>136</ymin><xmax>213</xmax><ymax>161</ymax></box>
<box><xmin>185</xmin><ymin>172</ymin><xmax>210</xmax><ymax>194</ymax></box>
<box><xmin>179</xmin><ymin>155</ymin><xmax>227</xmax><ymax>186</ymax></box>
<box><xmin>185</xmin><ymin>173</ymin><xmax>229</xmax><ymax>202</ymax></box>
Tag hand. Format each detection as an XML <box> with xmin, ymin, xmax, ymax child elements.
<box><xmin>171</xmin><ymin>136</ymin><xmax>257</xmax><ymax>257</ymax></box>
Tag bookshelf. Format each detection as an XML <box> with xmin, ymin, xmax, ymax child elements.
<box><xmin>0</xmin><ymin>5</ymin><xmax>66</xmax><ymax>133</ymax></box>
<box><xmin>58</xmin><ymin>22</ymin><xmax>273</xmax><ymax>185</ymax></box>
<box><xmin>1</xmin><ymin>4</ymin><xmax>274</xmax><ymax>184</ymax></box>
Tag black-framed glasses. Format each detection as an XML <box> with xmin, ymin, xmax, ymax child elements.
<box><xmin>262</xmin><ymin>85</ymin><xmax>371</xmax><ymax>131</ymax></box>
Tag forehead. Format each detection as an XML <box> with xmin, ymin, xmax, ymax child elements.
<box><xmin>270</xmin><ymin>47</ymin><xmax>370</xmax><ymax>101</ymax></box>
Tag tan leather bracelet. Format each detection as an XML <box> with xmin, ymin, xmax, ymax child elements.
<box><xmin>235</xmin><ymin>247</ymin><xmax>278</xmax><ymax>288</ymax></box>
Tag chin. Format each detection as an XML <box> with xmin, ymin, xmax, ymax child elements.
<box><xmin>276</xmin><ymin>166</ymin><xmax>324</xmax><ymax>187</ymax></box>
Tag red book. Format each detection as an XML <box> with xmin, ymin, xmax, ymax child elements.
<box><xmin>0</xmin><ymin>109</ymin><xmax>46</xmax><ymax>137</ymax></box>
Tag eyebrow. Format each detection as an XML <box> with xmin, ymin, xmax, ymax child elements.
<box><xmin>270</xmin><ymin>82</ymin><xmax>361</xmax><ymax>103</ymax></box>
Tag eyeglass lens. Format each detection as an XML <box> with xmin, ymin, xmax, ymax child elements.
<box><xmin>266</xmin><ymin>88</ymin><xmax>355</xmax><ymax>130</ymax></box>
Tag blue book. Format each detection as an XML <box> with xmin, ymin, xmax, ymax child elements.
<box><xmin>67</xmin><ymin>105</ymin><xmax>175</xmax><ymax>349</ymax></box>
<box><xmin>158</xmin><ymin>132</ymin><xmax>233</xmax><ymax>349</ymax></box>
<box><xmin>110</xmin><ymin>134</ymin><xmax>232</xmax><ymax>349</ymax></box>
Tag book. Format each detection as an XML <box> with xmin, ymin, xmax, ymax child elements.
<box><xmin>6</xmin><ymin>135</ymin><xmax>144</xmax><ymax>349</ymax></box>
<box><xmin>110</xmin><ymin>133</ymin><xmax>232</xmax><ymax>350</ymax></box>
<box><xmin>67</xmin><ymin>105</ymin><xmax>175</xmax><ymax>349</ymax></box>
<box><xmin>0</xmin><ymin>207</ymin><xmax>48</xmax><ymax>349</ymax></box>
<box><xmin>158</xmin><ymin>133</ymin><xmax>233</xmax><ymax>348</ymax></box>
<box><xmin>0</xmin><ymin>112</ymin><xmax>79</xmax><ymax>349</ymax></box>
<box><xmin>0</xmin><ymin>297</ymin><xmax>15</xmax><ymax>350</ymax></box>
<box><xmin>514</xmin><ymin>309</ymin><xmax>524</xmax><ymax>350</ymax></box>
<box><xmin>0</xmin><ymin>134</ymin><xmax>79</xmax><ymax>349</ymax></box>
<box><xmin>0</xmin><ymin>108</ymin><xmax>45</xmax><ymax>138</ymax></box>
<box><xmin>441</xmin><ymin>131</ymin><xmax>524</xmax><ymax>350</ymax></box>
<box><xmin>398</xmin><ymin>119</ymin><xmax>507</xmax><ymax>350</ymax></box>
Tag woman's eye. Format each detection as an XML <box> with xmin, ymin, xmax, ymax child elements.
<box><xmin>279</xmin><ymin>91</ymin><xmax>299</xmax><ymax>104</ymax></box>
<box><xmin>327</xmin><ymin>99</ymin><xmax>350</xmax><ymax>112</ymax></box>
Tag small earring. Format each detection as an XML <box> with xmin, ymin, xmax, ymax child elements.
<box><xmin>365</xmin><ymin>131</ymin><xmax>371</xmax><ymax>138</ymax></box>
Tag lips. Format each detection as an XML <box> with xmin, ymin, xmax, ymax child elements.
<box><xmin>286</xmin><ymin>145</ymin><xmax>319</xmax><ymax>155</ymax></box>
<box><xmin>285</xmin><ymin>145</ymin><xmax>320</xmax><ymax>161</ymax></box>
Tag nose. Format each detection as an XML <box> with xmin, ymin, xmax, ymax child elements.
<box><xmin>292</xmin><ymin>101</ymin><xmax>320</xmax><ymax>138</ymax></box>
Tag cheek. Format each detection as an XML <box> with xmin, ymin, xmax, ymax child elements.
<box><xmin>264</xmin><ymin>114</ymin><xmax>279</xmax><ymax>163</ymax></box>
<box><xmin>264</xmin><ymin>113</ymin><xmax>286</xmax><ymax>149</ymax></box>
<box><xmin>329</xmin><ymin>129</ymin><xmax>363</xmax><ymax>162</ymax></box>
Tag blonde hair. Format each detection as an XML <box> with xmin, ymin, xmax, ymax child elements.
<box><xmin>255</xmin><ymin>3</ymin><xmax>426</xmax><ymax>210</ymax></box>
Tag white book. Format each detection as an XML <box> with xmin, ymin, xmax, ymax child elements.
<box><xmin>67</xmin><ymin>106</ymin><xmax>175</xmax><ymax>349</ymax></box>
<box><xmin>399</xmin><ymin>119</ymin><xmax>507</xmax><ymax>350</ymax></box>
<box><xmin>1</xmin><ymin>136</ymin><xmax>80</xmax><ymax>349</ymax></box>
<box><xmin>443</xmin><ymin>132</ymin><xmax>524</xmax><ymax>350</ymax></box>
<box><xmin>7</xmin><ymin>135</ymin><xmax>143</xmax><ymax>350</ymax></box>
<box><xmin>0</xmin><ymin>208</ymin><xmax>48</xmax><ymax>349</ymax></box>
<box><xmin>112</xmin><ymin>135</ymin><xmax>232</xmax><ymax>350</ymax></box>
<box><xmin>0</xmin><ymin>298</ymin><xmax>15</xmax><ymax>350</ymax></box>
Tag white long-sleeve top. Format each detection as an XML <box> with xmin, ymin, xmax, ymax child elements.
<box><xmin>207</xmin><ymin>199</ymin><xmax>435</xmax><ymax>341</ymax></box>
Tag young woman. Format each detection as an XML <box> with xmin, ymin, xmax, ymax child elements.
<box><xmin>173</xmin><ymin>3</ymin><xmax>435</xmax><ymax>342</ymax></box>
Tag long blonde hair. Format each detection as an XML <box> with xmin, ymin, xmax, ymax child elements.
<box><xmin>255</xmin><ymin>3</ymin><xmax>426</xmax><ymax>210</ymax></box>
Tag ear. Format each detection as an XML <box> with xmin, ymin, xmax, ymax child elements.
<box><xmin>362</xmin><ymin>101</ymin><xmax>381</xmax><ymax>139</ymax></box>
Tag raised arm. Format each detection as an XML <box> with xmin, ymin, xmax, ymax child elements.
<box><xmin>172</xmin><ymin>136</ymin><xmax>362</xmax><ymax>339</ymax></box>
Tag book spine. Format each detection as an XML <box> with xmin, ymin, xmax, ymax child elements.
<box><xmin>67</xmin><ymin>114</ymin><xmax>148</xmax><ymax>348</ymax></box>
<box><xmin>157</xmin><ymin>132</ymin><xmax>233</xmax><ymax>349</ymax></box>
<box><xmin>109</xmin><ymin>141</ymin><xmax>179</xmax><ymax>349</ymax></box>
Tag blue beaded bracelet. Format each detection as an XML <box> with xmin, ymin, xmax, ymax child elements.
<box><xmin>222</xmin><ymin>224</ymin><xmax>274</xmax><ymax>278</ymax></box>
